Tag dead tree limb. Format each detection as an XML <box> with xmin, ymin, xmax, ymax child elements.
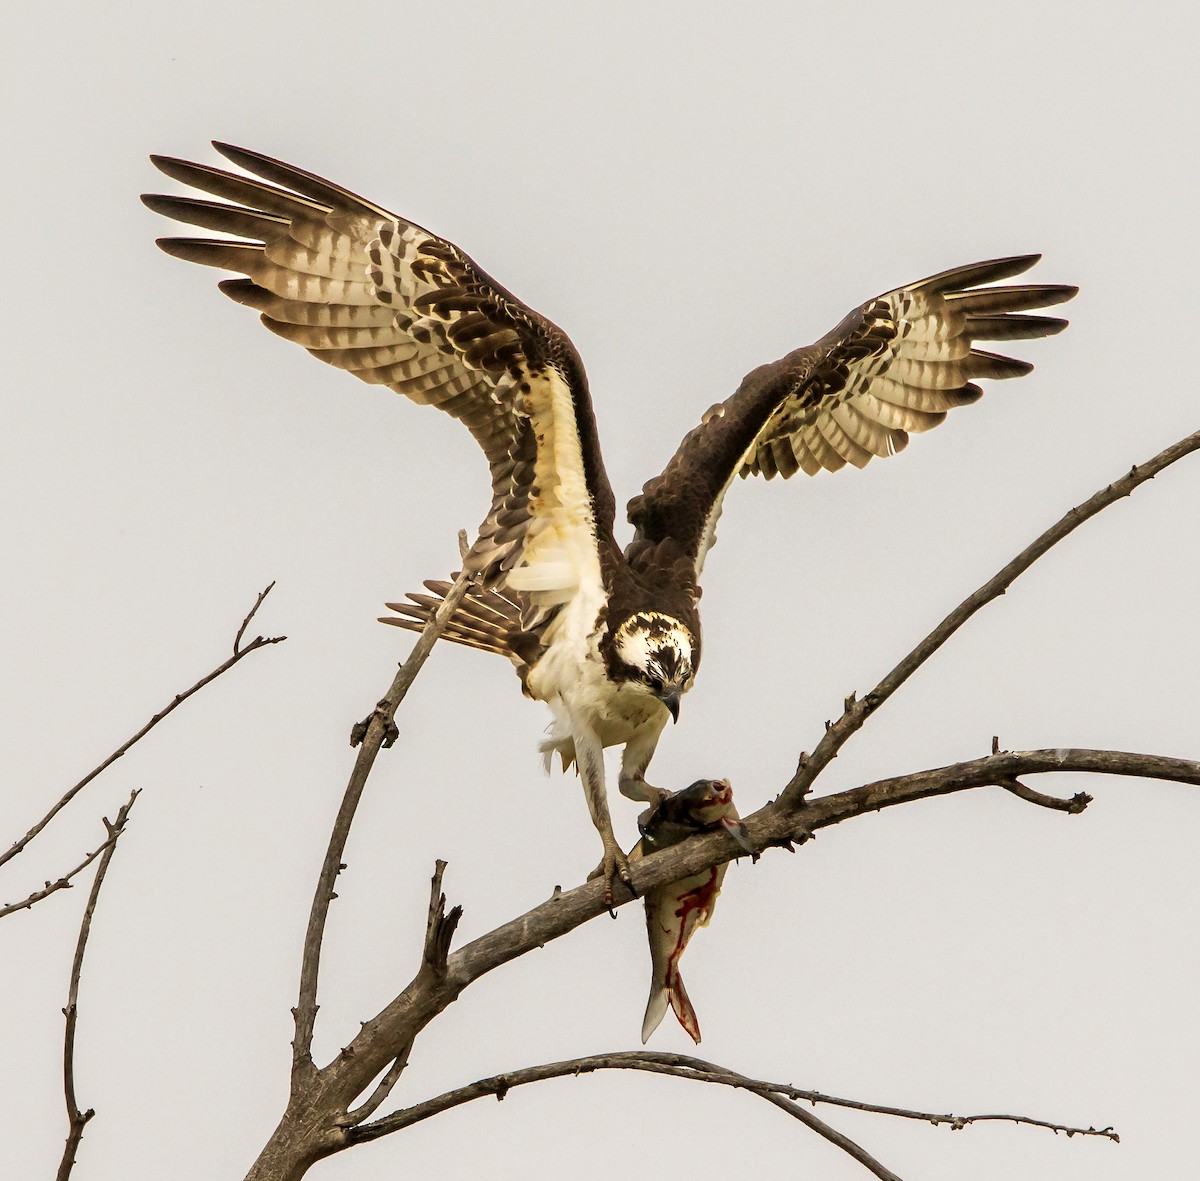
<box><xmin>54</xmin><ymin>790</ymin><xmax>139</xmax><ymax>1181</ymax></box>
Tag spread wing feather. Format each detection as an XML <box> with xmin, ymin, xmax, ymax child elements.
<box><xmin>144</xmin><ymin>144</ymin><xmax>616</xmax><ymax>628</ymax></box>
<box><xmin>627</xmin><ymin>255</ymin><xmax>1076</xmax><ymax>576</ymax></box>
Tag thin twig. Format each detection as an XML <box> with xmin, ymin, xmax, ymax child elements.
<box><xmin>291</xmin><ymin>565</ymin><xmax>474</xmax><ymax>1077</ymax></box>
<box><xmin>341</xmin><ymin>1044</ymin><xmax>413</xmax><ymax>1128</ymax></box>
<box><xmin>54</xmin><ymin>790</ymin><xmax>139</xmax><ymax>1181</ymax></box>
<box><xmin>233</xmin><ymin>580</ymin><xmax>277</xmax><ymax>655</ymax></box>
<box><xmin>643</xmin><ymin>1053</ymin><xmax>1118</xmax><ymax>1141</ymax></box>
<box><xmin>1</xmin><ymin>828</ymin><xmax>123</xmax><ymax>920</ymax></box>
<box><xmin>2</xmin><ymin>584</ymin><xmax>284</xmax><ymax>871</ymax></box>
<box><xmin>779</xmin><ymin>428</ymin><xmax>1200</xmax><ymax>808</ymax></box>
<box><xmin>1000</xmin><ymin>777</ymin><xmax>1092</xmax><ymax>813</ymax></box>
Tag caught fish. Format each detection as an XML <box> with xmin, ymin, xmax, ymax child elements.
<box><xmin>633</xmin><ymin>778</ymin><xmax>751</xmax><ymax>1043</ymax></box>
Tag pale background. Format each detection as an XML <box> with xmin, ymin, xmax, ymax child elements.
<box><xmin>4</xmin><ymin>4</ymin><xmax>1199</xmax><ymax>1179</ymax></box>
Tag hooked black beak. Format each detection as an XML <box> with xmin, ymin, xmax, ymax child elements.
<box><xmin>661</xmin><ymin>688</ymin><xmax>681</xmax><ymax>723</ymax></box>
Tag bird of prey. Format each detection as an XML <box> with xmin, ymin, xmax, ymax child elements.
<box><xmin>632</xmin><ymin>778</ymin><xmax>749</xmax><ymax>1043</ymax></box>
<box><xmin>143</xmin><ymin>143</ymin><xmax>1076</xmax><ymax>902</ymax></box>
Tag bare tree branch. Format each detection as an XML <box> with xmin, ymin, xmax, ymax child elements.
<box><xmin>344</xmin><ymin>1049</ymin><xmax>1117</xmax><ymax>1144</ymax></box>
<box><xmin>243</xmin><ymin>743</ymin><xmax>1190</xmax><ymax>1178</ymax></box>
<box><xmin>54</xmin><ymin>790</ymin><xmax>139</xmax><ymax>1181</ymax></box>
<box><xmin>246</xmin><ymin>433</ymin><xmax>1200</xmax><ymax>1179</ymax></box>
<box><xmin>778</xmin><ymin>427</ymin><xmax>1200</xmax><ymax>809</ymax></box>
<box><xmin>426</xmin><ymin>746</ymin><xmax>1200</xmax><ymax>999</ymax></box>
<box><xmin>291</xmin><ymin>566</ymin><xmax>474</xmax><ymax>1078</ymax></box>
<box><xmin>233</xmin><ymin>580</ymin><xmax>279</xmax><ymax>655</ymax></box>
<box><xmin>357</xmin><ymin>1054</ymin><xmax>908</xmax><ymax>1178</ymax></box>
<box><xmin>1</xmin><ymin>584</ymin><xmax>284</xmax><ymax>872</ymax></box>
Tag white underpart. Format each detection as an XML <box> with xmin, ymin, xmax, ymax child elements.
<box><xmin>534</xmin><ymin>613</ymin><xmax>688</xmax><ymax>775</ymax></box>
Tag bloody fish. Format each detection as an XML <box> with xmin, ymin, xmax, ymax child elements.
<box><xmin>633</xmin><ymin>778</ymin><xmax>751</xmax><ymax>1043</ymax></box>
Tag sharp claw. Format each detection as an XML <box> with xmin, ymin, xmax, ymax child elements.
<box><xmin>614</xmin><ymin>847</ymin><xmax>636</xmax><ymax>897</ymax></box>
<box><xmin>595</xmin><ymin>845</ymin><xmax>635</xmax><ymax>910</ymax></box>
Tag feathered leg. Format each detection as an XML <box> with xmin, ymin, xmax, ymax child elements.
<box><xmin>571</xmin><ymin>712</ymin><xmax>634</xmax><ymax>907</ymax></box>
<box><xmin>618</xmin><ymin>716</ymin><xmax>669</xmax><ymax>806</ymax></box>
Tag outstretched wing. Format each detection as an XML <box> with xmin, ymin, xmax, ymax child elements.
<box><xmin>143</xmin><ymin>143</ymin><xmax>616</xmax><ymax>618</ymax></box>
<box><xmin>627</xmin><ymin>255</ymin><xmax>1076</xmax><ymax>576</ymax></box>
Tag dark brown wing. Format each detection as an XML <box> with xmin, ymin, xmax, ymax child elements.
<box><xmin>144</xmin><ymin>143</ymin><xmax>616</xmax><ymax>623</ymax></box>
<box><xmin>627</xmin><ymin>255</ymin><xmax>1077</xmax><ymax>576</ymax></box>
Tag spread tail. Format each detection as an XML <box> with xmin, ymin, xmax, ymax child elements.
<box><xmin>381</xmin><ymin>576</ymin><xmax>524</xmax><ymax>659</ymax></box>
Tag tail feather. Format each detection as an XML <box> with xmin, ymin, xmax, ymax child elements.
<box><xmin>379</xmin><ymin>613</ymin><xmax>510</xmax><ymax>656</ymax></box>
<box><xmin>380</xmin><ymin>575</ymin><xmax>526</xmax><ymax>662</ymax></box>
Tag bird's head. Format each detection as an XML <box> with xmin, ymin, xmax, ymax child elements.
<box><xmin>611</xmin><ymin>611</ymin><xmax>697</xmax><ymax>722</ymax></box>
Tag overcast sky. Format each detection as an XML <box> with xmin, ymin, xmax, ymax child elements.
<box><xmin>5</xmin><ymin>5</ymin><xmax>1200</xmax><ymax>1180</ymax></box>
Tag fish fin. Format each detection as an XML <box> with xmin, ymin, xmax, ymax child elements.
<box><xmin>668</xmin><ymin>972</ymin><xmax>702</xmax><ymax>1044</ymax></box>
<box><xmin>641</xmin><ymin>987</ymin><xmax>670</xmax><ymax>1044</ymax></box>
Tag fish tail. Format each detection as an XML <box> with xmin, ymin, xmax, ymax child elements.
<box><xmin>641</xmin><ymin>987</ymin><xmax>670</xmax><ymax>1044</ymax></box>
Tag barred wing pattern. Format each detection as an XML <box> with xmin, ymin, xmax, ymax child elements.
<box><xmin>628</xmin><ymin>255</ymin><xmax>1076</xmax><ymax>576</ymax></box>
<box><xmin>143</xmin><ymin>144</ymin><xmax>615</xmax><ymax>620</ymax></box>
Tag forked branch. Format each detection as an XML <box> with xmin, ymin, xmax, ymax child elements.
<box><xmin>351</xmin><ymin>1050</ymin><xmax>1115</xmax><ymax>1180</ymax></box>
<box><xmin>2</xmin><ymin>584</ymin><xmax>284</xmax><ymax>872</ymax></box>
<box><xmin>1</xmin><ymin>827</ymin><xmax>125</xmax><ymax>920</ymax></box>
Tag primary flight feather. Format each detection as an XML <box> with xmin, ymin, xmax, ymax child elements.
<box><xmin>144</xmin><ymin>143</ymin><xmax>1076</xmax><ymax>901</ymax></box>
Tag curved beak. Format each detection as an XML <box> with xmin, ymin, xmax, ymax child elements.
<box><xmin>660</xmin><ymin>687</ymin><xmax>682</xmax><ymax>723</ymax></box>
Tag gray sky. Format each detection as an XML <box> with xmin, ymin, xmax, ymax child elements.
<box><xmin>5</xmin><ymin>4</ymin><xmax>1199</xmax><ymax>1179</ymax></box>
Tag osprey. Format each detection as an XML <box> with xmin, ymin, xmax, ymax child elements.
<box><xmin>143</xmin><ymin>144</ymin><xmax>1076</xmax><ymax>902</ymax></box>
